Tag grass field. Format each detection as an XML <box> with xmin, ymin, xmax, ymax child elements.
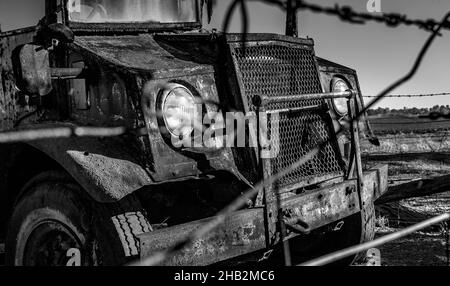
<box><xmin>364</xmin><ymin>115</ymin><xmax>450</xmax><ymax>265</ymax></box>
<box><xmin>362</xmin><ymin>115</ymin><xmax>450</xmax><ymax>155</ymax></box>
<box><xmin>369</xmin><ymin>115</ymin><xmax>450</xmax><ymax>135</ymax></box>
<box><xmin>365</xmin><ymin>152</ymin><xmax>450</xmax><ymax>266</ymax></box>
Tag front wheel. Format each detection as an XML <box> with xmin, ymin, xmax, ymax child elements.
<box><xmin>5</xmin><ymin>172</ymin><xmax>152</xmax><ymax>266</ymax></box>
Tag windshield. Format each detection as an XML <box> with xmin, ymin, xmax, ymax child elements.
<box><xmin>68</xmin><ymin>0</ymin><xmax>198</xmax><ymax>23</ymax></box>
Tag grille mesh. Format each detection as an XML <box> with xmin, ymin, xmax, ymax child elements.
<box><xmin>232</xmin><ymin>42</ymin><xmax>344</xmax><ymax>189</ymax></box>
<box><xmin>234</xmin><ymin>44</ymin><xmax>324</xmax><ymax>111</ymax></box>
<box><xmin>268</xmin><ymin>111</ymin><xmax>343</xmax><ymax>189</ymax></box>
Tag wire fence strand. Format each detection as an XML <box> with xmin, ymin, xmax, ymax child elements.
<box><xmin>364</xmin><ymin>92</ymin><xmax>450</xmax><ymax>98</ymax></box>
<box><xmin>299</xmin><ymin>213</ymin><xmax>450</xmax><ymax>266</ymax></box>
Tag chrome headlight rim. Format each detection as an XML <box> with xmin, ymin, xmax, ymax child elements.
<box><xmin>331</xmin><ymin>77</ymin><xmax>351</xmax><ymax>116</ymax></box>
<box><xmin>157</xmin><ymin>83</ymin><xmax>197</xmax><ymax>139</ymax></box>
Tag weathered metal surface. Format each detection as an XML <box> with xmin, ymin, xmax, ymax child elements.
<box><xmin>281</xmin><ymin>180</ymin><xmax>360</xmax><ymax>231</ymax></box>
<box><xmin>261</xmin><ymin>120</ymin><xmax>279</xmax><ymax>246</ymax></box>
<box><xmin>25</xmin><ymin>123</ymin><xmax>154</xmax><ymax>203</ymax></box>
<box><xmin>136</xmin><ymin>165</ymin><xmax>387</xmax><ymax>266</ymax></box>
<box><xmin>138</xmin><ymin>208</ymin><xmax>266</xmax><ymax>266</ymax></box>
<box><xmin>349</xmin><ymin>97</ymin><xmax>364</xmax><ymax>209</ymax></box>
<box><xmin>51</xmin><ymin>67</ymin><xmax>84</xmax><ymax>79</ymax></box>
<box><xmin>65</xmin><ymin>51</ymin><xmax>138</xmax><ymax>127</ymax></box>
<box><xmin>256</xmin><ymin>91</ymin><xmax>355</xmax><ymax>106</ymax></box>
<box><xmin>72</xmin><ymin>35</ymin><xmax>213</xmax><ymax>78</ymax></box>
<box><xmin>361</xmin><ymin>164</ymin><xmax>389</xmax><ymax>206</ymax></box>
<box><xmin>68</xmin><ymin>35</ymin><xmax>244</xmax><ymax>184</ymax></box>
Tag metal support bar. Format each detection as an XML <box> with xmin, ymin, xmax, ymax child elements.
<box><xmin>300</xmin><ymin>213</ymin><xmax>450</xmax><ymax>266</ymax></box>
<box><xmin>254</xmin><ymin>90</ymin><xmax>357</xmax><ymax>107</ymax></box>
<box><xmin>265</xmin><ymin>104</ymin><xmax>326</xmax><ymax>115</ymax></box>
<box><xmin>348</xmin><ymin>97</ymin><xmax>364</xmax><ymax>207</ymax></box>
<box><xmin>286</xmin><ymin>0</ymin><xmax>298</xmax><ymax>37</ymax></box>
<box><xmin>51</xmin><ymin>67</ymin><xmax>85</xmax><ymax>79</ymax></box>
<box><xmin>257</xmin><ymin>104</ymin><xmax>288</xmax><ymax>262</ymax></box>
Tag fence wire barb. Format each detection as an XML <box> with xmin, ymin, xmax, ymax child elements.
<box><xmin>221</xmin><ymin>0</ymin><xmax>450</xmax><ymax>43</ymax></box>
<box><xmin>294</xmin><ymin>0</ymin><xmax>450</xmax><ymax>33</ymax></box>
<box><xmin>364</xmin><ymin>92</ymin><xmax>450</xmax><ymax>98</ymax></box>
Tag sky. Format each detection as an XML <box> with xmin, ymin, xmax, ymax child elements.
<box><xmin>1</xmin><ymin>0</ymin><xmax>449</xmax><ymax>109</ymax></box>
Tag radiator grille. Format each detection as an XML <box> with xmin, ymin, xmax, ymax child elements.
<box><xmin>268</xmin><ymin>111</ymin><xmax>343</xmax><ymax>189</ymax></box>
<box><xmin>233</xmin><ymin>44</ymin><xmax>324</xmax><ymax>111</ymax></box>
<box><xmin>232</xmin><ymin>41</ymin><xmax>344</xmax><ymax>189</ymax></box>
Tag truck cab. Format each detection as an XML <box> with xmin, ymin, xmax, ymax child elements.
<box><xmin>0</xmin><ymin>0</ymin><xmax>387</xmax><ymax>266</ymax></box>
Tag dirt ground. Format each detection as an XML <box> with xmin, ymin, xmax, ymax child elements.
<box><xmin>365</xmin><ymin>152</ymin><xmax>450</xmax><ymax>266</ymax></box>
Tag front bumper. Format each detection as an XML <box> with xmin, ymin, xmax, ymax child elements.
<box><xmin>138</xmin><ymin>165</ymin><xmax>388</xmax><ymax>266</ymax></box>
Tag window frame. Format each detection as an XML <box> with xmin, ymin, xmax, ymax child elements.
<box><xmin>60</xmin><ymin>0</ymin><xmax>202</xmax><ymax>33</ymax></box>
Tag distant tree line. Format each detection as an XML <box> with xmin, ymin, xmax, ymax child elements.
<box><xmin>367</xmin><ymin>105</ymin><xmax>450</xmax><ymax>116</ymax></box>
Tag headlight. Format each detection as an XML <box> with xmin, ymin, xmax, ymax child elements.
<box><xmin>160</xmin><ymin>83</ymin><xmax>196</xmax><ymax>138</ymax></box>
<box><xmin>332</xmin><ymin>78</ymin><xmax>350</xmax><ymax>116</ymax></box>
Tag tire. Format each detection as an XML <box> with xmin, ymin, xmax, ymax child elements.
<box><xmin>5</xmin><ymin>171</ymin><xmax>152</xmax><ymax>266</ymax></box>
<box><xmin>272</xmin><ymin>201</ymin><xmax>376</xmax><ymax>266</ymax></box>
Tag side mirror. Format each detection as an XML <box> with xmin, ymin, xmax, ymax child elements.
<box><xmin>43</xmin><ymin>23</ymin><xmax>74</xmax><ymax>44</ymax></box>
<box><xmin>35</xmin><ymin>23</ymin><xmax>74</xmax><ymax>49</ymax></box>
<box><xmin>12</xmin><ymin>44</ymin><xmax>53</xmax><ymax>96</ymax></box>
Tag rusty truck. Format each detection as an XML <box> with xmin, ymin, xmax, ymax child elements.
<box><xmin>0</xmin><ymin>0</ymin><xmax>387</xmax><ymax>266</ymax></box>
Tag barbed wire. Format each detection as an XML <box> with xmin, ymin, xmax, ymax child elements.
<box><xmin>370</xmin><ymin>119</ymin><xmax>450</xmax><ymax>125</ymax></box>
<box><xmin>254</xmin><ymin>0</ymin><xmax>450</xmax><ymax>33</ymax></box>
<box><xmin>220</xmin><ymin>0</ymin><xmax>450</xmax><ymax>46</ymax></box>
<box><xmin>300</xmin><ymin>213</ymin><xmax>450</xmax><ymax>266</ymax></box>
<box><xmin>364</xmin><ymin>92</ymin><xmax>450</xmax><ymax>98</ymax></box>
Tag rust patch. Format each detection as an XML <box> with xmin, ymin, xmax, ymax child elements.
<box><xmin>139</xmin><ymin>208</ymin><xmax>266</xmax><ymax>266</ymax></box>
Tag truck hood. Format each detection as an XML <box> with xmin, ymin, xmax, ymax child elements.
<box><xmin>72</xmin><ymin>34</ymin><xmax>213</xmax><ymax>78</ymax></box>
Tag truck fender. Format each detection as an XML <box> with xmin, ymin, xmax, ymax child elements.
<box><xmin>28</xmin><ymin>136</ymin><xmax>154</xmax><ymax>203</ymax></box>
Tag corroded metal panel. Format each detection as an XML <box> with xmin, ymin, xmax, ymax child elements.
<box><xmin>361</xmin><ymin>164</ymin><xmax>389</xmax><ymax>207</ymax></box>
<box><xmin>281</xmin><ymin>180</ymin><xmax>360</xmax><ymax>231</ymax></box>
<box><xmin>72</xmin><ymin>35</ymin><xmax>213</xmax><ymax>78</ymax></box>
<box><xmin>137</xmin><ymin>168</ymin><xmax>387</xmax><ymax>265</ymax></box>
<box><xmin>26</xmin><ymin>123</ymin><xmax>154</xmax><ymax>203</ymax></box>
<box><xmin>138</xmin><ymin>208</ymin><xmax>266</xmax><ymax>266</ymax></box>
